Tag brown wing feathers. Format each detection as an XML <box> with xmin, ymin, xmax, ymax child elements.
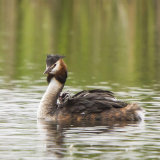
<box><xmin>62</xmin><ymin>89</ymin><xmax>128</xmax><ymax>114</ymax></box>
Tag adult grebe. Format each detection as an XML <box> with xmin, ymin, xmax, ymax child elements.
<box><xmin>37</xmin><ymin>54</ymin><xmax>144</xmax><ymax>121</ymax></box>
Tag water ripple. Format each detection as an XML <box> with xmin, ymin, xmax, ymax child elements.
<box><xmin>0</xmin><ymin>76</ymin><xmax>160</xmax><ymax>159</ymax></box>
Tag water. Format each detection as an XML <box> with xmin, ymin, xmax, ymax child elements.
<box><xmin>1</xmin><ymin>0</ymin><xmax>160</xmax><ymax>159</ymax></box>
<box><xmin>0</xmin><ymin>74</ymin><xmax>160</xmax><ymax>159</ymax></box>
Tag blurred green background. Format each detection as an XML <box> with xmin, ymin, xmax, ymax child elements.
<box><xmin>0</xmin><ymin>0</ymin><xmax>160</xmax><ymax>87</ymax></box>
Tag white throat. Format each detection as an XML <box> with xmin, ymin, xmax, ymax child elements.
<box><xmin>37</xmin><ymin>77</ymin><xmax>63</xmax><ymax>119</ymax></box>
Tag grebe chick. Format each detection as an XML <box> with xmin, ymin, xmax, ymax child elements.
<box><xmin>37</xmin><ymin>55</ymin><xmax>144</xmax><ymax>122</ymax></box>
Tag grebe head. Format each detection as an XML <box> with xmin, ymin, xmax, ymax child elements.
<box><xmin>44</xmin><ymin>54</ymin><xmax>67</xmax><ymax>84</ymax></box>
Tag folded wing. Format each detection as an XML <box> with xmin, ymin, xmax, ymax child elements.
<box><xmin>59</xmin><ymin>89</ymin><xmax>128</xmax><ymax>114</ymax></box>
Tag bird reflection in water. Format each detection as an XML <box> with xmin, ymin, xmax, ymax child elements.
<box><xmin>37</xmin><ymin>119</ymin><xmax>143</xmax><ymax>159</ymax></box>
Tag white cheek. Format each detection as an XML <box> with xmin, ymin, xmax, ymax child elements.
<box><xmin>50</xmin><ymin>68</ymin><xmax>57</xmax><ymax>74</ymax></box>
<box><xmin>50</xmin><ymin>62</ymin><xmax>60</xmax><ymax>74</ymax></box>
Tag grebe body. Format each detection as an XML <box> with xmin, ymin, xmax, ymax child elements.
<box><xmin>37</xmin><ymin>55</ymin><xmax>144</xmax><ymax>122</ymax></box>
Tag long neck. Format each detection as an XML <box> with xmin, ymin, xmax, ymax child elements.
<box><xmin>37</xmin><ymin>77</ymin><xmax>64</xmax><ymax>119</ymax></box>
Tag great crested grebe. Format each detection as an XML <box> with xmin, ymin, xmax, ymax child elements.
<box><xmin>37</xmin><ymin>54</ymin><xmax>144</xmax><ymax>122</ymax></box>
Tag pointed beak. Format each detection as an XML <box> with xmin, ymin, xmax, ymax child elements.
<box><xmin>43</xmin><ymin>67</ymin><xmax>51</xmax><ymax>74</ymax></box>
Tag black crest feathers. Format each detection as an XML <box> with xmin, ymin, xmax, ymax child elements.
<box><xmin>46</xmin><ymin>54</ymin><xmax>65</xmax><ymax>67</ymax></box>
